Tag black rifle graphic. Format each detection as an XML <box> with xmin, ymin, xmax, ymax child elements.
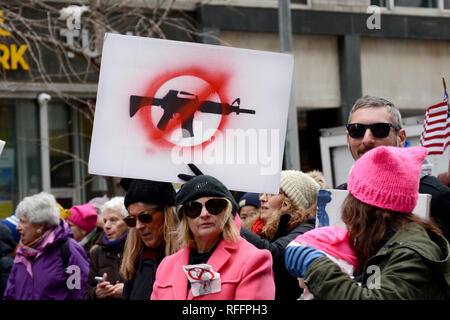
<box><xmin>129</xmin><ymin>90</ymin><xmax>256</xmax><ymax>137</ymax></box>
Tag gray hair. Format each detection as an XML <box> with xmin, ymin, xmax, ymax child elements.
<box><xmin>15</xmin><ymin>192</ymin><xmax>60</xmax><ymax>228</ymax></box>
<box><xmin>349</xmin><ymin>95</ymin><xmax>403</xmax><ymax>129</ymax></box>
<box><xmin>101</xmin><ymin>196</ymin><xmax>128</xmax><ymax>218</ymax></box>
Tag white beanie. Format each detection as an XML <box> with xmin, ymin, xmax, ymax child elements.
<box><xmin>280</xmin><ymin>170</ymin><xmax>320</xmax><ymax>209</ymax></box>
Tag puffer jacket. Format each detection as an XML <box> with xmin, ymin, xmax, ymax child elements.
<box><xmin>3</xmin><ymin>219</ymin><xmax>89</xmax><ymax>300</ymax></box>
<box><xmin>304</xmin><ymin>222</ymin><xmax>450</xmax><ymax>299</ymax></box>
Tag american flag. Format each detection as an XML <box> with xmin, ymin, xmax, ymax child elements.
<box><xmin>420</xmin><ymin>89</ymin><xmax>450</xmax><ymax>155</ymax></box>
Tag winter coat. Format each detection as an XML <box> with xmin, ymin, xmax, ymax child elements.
<box><xmin>0</xmin><ymin>224</ymin><xmax>17</xmax><ymax>298</ymax></box>
<box><xmin>151</xmin><ymin>237</ymin><xmax>275</xmax><ymax>300</ymax></box>
<box><xmin>83</xmin><ymin>233</ymin><xmax>125</xmax><ymax>300</ymax></box>
<box><xmin>241</xmin><ymin>216</ymin><xmax>315</xmax><ymax>300</ymax></box>
<box><xmin>419</xmin><ymin>175</ymin><xmax>450</xmax><ymax>242</ymax></box>
<box><xmin>304</xmin><ymin>222</ymin><xmax>450</xmax><ymax>299</ymax></box>
<box><xmin>2</xmin><ymin>219</ymin><xmax>89</xmax><ymax>300</ymax></box>
<box><xmin>122</xmin><ymin>248</ymin><xmax>164</xmax><ymax>300</ymax></box>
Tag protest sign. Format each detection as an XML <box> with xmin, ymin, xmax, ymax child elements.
<box><xmin>316</xmin><ymin>189</ymin><xmax>431</xmax><ymax>229</ymax></box>
<box><xmin>89</xmin><ymin>33</ymin><xmax>293</xmax><ymax>194</ymax></box>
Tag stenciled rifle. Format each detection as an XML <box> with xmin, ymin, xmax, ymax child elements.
<box><xmin>129</xmin><ymin>90</ymin><xmax>256</xmax><ymax>137</ymax></box>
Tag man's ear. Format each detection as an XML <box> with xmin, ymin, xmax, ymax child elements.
<box><xmin>398</xmin><ymin>128</ymin><xmax>406</xmax><ymax>147</ymax></box>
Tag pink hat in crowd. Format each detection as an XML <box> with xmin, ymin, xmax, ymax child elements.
<box><xmin>68</xmin><ymin>203</ymin><xmax>98</xmax><ymax>233</ymax></box>
<box><xmin>347</xmin><ymin>146</ymin><xmax>428</xmax><ymax>213</ymax></box>
<box><xmin>293</xmin><ymin>225</ymin><xmax>358</xmax><ymax>269</ymax></box>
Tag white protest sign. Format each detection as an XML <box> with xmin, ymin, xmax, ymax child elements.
<box><xmin>316</xmin><ymin>189</ymin><xmax>431</xmax><ymax>229</ymax></box>
<box><xmin>88</xmin><ymin>33</ymin><xmax>293</xmax><ymax>194</ymax></box>
<box><xmin>0</xmin><ymin>140</ymin><xmax>4</xmax><ymax>156</ymax></box>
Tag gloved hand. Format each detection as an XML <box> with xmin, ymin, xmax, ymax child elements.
<box><xmin>178</xmin><ymin>163</ymin><xmax>204</xmax><ymax>181</ymax></box>
<box><xmin>285</xmin><ymin>245</ymin><xmax>326</xmax><ymax>278</ymax></box>
<box><xmin>274</xmin><ymin>214</ymin><xmax>291</xmax><ymax>239</ymax></box>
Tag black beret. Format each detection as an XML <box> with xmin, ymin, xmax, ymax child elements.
<box><xmin>175</xmin><ymin>175</ymin><xmax>238</xmax><ymax>219</ymax></box>
<box><xmin>120</xmin><ymin>178</ymin><xmax>176</xmax><ymax>209</ymax></box>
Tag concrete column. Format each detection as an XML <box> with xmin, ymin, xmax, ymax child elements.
<box><xmin>338</xmin><ymin>34</ymin><xmax>362</xmax><ymax>125</ymax></box>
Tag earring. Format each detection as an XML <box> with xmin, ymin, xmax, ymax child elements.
<box><xmin>37</xmin><ymin>229</ymin><xmax>42</xmax><ymax>233</ymax></box>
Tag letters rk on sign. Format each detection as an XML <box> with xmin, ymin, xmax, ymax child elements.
<box><xmin>89</xmin><ymin>33</ymin><xmax>294</xmax><ymax>194</ymax></box>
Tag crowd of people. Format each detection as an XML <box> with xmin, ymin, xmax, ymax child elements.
<box><xmin>0</xmin><ymin>95</ymin><xmax>449</xmax><ymax>300</ymax></box>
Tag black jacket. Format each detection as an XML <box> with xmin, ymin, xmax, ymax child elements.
<box><xmin>83</xmin><ymin>233</ymin><xmax>125</xmax><ymax>300</ymax></box>
<box><xmin>122</xmin><ymin>248</ymin><xmax>164</xmax><ymax>300</ymax></box>
<box><xmin>240</xmin><ymin>216</ymin><xmax>315</xmax><ymax>300</ymax></box>
<box><xmin>0</xmin><ymin>224</ymin><xmax>17</xmax><ymax>298</ymax></box>
<box><xmin>337</xmin><ymin>175</ymin><xmax>450</xmax><ymax>242</ymax></box>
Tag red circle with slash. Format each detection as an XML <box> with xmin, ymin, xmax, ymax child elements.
<box><xmin>135</xmin><ymin>67</ymin><xmax>232</xmax><ymax>151</ymax></box>
<box><xmin>187</xmin><ymin>267</ymin><xmax>215</xmax><ymax>281</ymax></box>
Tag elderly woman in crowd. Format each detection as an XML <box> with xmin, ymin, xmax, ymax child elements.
<box><xmin>119</xmin><ymin>179</ymin><xmax>179</xmax><ymax>300</ymax></box>
<box><xmin>285</xmin><ymin>146</ymin><xmax>450</xmax><ymax>299</ymax></box>
<box><xmin>3</xmin><ymin>192</ymin><xmax>89</xmax><ymax>300</ymax></box>
<box><xmin>151</xmin><ymin>175</ymin><xmax>275</xmax><ymax>300</ymax></box>
<box><xmin>240</xmin><ymin>170</ymin><xmax>323</xmax><ymax>300</ymax></box>
<box><xmin>84</xmin><ymin>196</ymin><xmax>129</xmax><ymax>300</ymax></box>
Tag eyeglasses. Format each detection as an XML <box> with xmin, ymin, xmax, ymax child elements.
<box><xmin>123</xmin><ymin>207</ymin><xmax>162</xmax><ymax>228</ymax></box>
<box><xmin>346</xmin><ymin>123</ymin><xmax>400</xmax><ymax>139</ymax></box>
<box><xmin>178</xmin><ymin>198</ymin><xmax>228</xmax><ymax>219</ymax></box>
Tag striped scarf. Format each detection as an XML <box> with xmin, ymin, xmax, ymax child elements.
<box><xmin>18</xmin><ymin>229</ymin><xmax>52</xmax><ymax>260</ymax></box>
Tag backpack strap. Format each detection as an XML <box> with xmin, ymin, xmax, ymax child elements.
<box><xmin>60</xmin><ymin>238</ymin><xmax>71</xmax><ymax>274</ymax></box>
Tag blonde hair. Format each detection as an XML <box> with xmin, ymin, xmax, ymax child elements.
<box><xmin>176</xmin><ymin>199</ymin><xmax>239</xmax><ymax>250</ymax></box>
<box><xmin>262</xmin><ymin>191</ymin><xmax>316</xmax><ymax>241</ymax></box>
<box><xmin>120</xmin><ymin>205</ymin><xmax>179</xmax><ymax>281</ymax></box>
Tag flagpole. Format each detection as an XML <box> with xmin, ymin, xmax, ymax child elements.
<box><xmin>444</xmin><ymin>77</ymin><xmax>450</xmax><ymax>176</ymax></box>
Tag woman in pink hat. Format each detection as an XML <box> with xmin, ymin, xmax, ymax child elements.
<box><xmin>285</xmin><ymin>146</ymin><xmax>450</xmax><ymax>299</ymax></box>
<box><xmin>67</xmin><ymin>203</ymin><xmax>99</xmax><ymax>254</ymax></box>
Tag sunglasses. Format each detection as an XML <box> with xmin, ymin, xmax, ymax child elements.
<box><xmin>179</xmin><ymin>198</ymin><xmax>228</xmax><ymax>219</ymax></box>
<box><xmin>123</xmin><ymin>207</ymin><xmax>162</xmax><ymax>228</ymax></box>
<box><xmin>346</xmin><ymin>123</ymin><xmax>400</xmax><ymax>139</ymax></box>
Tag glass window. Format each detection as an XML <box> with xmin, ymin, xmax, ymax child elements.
<box><xmin>0</xmin><ymin>99</ymin><xmax>41</xmax><ymax>218</ymax></box>
<box><xmin>48</xmin><ymin>101</ymin><xmax>74</xmax><ymax>188</ymax></box>
<box><xmin>395</xmin><ymin>0</ymin><xmax>438</xmax><ymax>8</ymax></box>
<box><xmin>444</xmin><ymin>0</ymin><xmax>450</xmax><ymax>9</ymax></box>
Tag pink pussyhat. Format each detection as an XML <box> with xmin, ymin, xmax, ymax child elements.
<box><xmin>293</xmin><ymin>225</ymin><xmax>358</xmax><ymax>269</ymax></box>
<box><xmin>348</xmin><ymin>146</ymin><xmax>428</xmax><ymax>213</ymax></box>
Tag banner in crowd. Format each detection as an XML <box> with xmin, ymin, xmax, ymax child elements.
<box><xmin>89</xmin><ymin>33</ymin><xmax>294</xmax><ymax>194</ymax></box>
<box><xmin>315</xmin><ymin>189</ymin><xmax>431</xmax><ymax>229</ymax></box>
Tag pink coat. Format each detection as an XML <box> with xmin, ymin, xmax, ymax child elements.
<box><xmin>151</xmin><ymin>237</ymin><xmax>275</xmax><ymax>300</ymax></box>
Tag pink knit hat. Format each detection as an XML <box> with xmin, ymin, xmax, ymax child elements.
<box><xmin>68</xmin><ymin>203</ymin><xmax>98</xmax><ymax>233</ymax></box>
<box><xmin>348</xmin><ymin>146</ymin><xmax>428</xmax><ymax>213</ymax></box>
<box><xmin>293</xmin><ymin>226</ymin><xmax>358</xmax><ymax>268</ymax></box>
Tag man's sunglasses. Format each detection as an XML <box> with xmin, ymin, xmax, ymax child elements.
<box><xmin>346</xmin><ymin>123</ymin><xmax>401</xmax><ymax>139</ymax></box>
<box><xmin>123</xmin><ymin>207</ymin><xmax>162</xmax><ymax>228</ymax></box>
<box><xmin>179</xmin><ymin>198</ymin><xmax>228</xmax><ymax>219</ymax></box>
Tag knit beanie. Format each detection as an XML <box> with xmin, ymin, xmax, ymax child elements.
<box><xmin>292</xmin><ymin>225</ymin><xmax>358</xmax><ymax>269</ymax></box>
<box><xmin>120</xmin><ymin>178</ymin><xmax>176</xmax><ymax>209</ymax></box>
<box><xmin>279</xmin><ymin>170</ymin><xmax>320</xmax><ymax>209</ymax></box>
<box><xmin>68</xmin><ymin>203</ymin><xmax>98</xmax><ymax>233</ymax></box>
<box><xmin>1</xmin><ymin>214</ymin><xmax>20</xmax><ymax>242</ymax></box>
<box><xmin>347</xmin><ymin>146</ymin><xmax>428</xmax><ymax>213</ymax></box>
<box><xmin>175</xmin><ymin>175</ymin><xmax>238</xmax><ymax>219</ymax></box>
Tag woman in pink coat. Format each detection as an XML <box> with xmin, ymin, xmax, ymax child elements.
<box><xmin>151</xmin><ymin>175</ymin><xmax>275</xmax><ymax>300</ymax></box>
